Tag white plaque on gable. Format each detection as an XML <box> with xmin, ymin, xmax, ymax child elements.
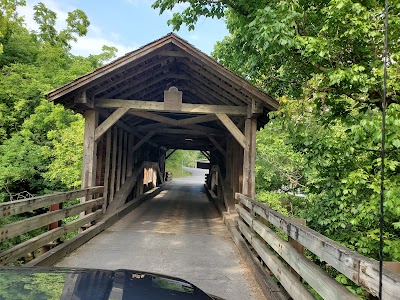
<box><xmin>164</xmin><ymin>86</ymin><xmax>183</xmax><ymax>111</ymax></box>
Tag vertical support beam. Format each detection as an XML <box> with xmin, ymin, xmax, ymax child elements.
<box><xmin>121</xmin><ymin>131</ymin><xmax>128</xmax><ymax>185</ymax></box>
<box><xmin>96</xmin><ymin>137</ymin><xmax>104</xmax><ymax>187</ymax></box>
<box><xmin>116</xmin><ymin>128</ymin><xmax>123</xmax><ymax>192</ymax></box>
<box><xmin>81</xmin><ymin>110</ymin><xmax>98</xmax><ymax>216</ymax></box>
<box><xmin>126</xmin><ymin>135</ymin><xmax>133</xmax><ymax>178</ymax></box>
<box><xmin>81</xmin><ymin>110</ymin><xmax>98</xmax><ymax>190</ymax></box>
<box><xmin>109</xmin><ymin>127</ymin><xmax>118</xmax><ymax>203</ymax></box>
<box><xmin>242</xmin><ymin>118</ymin><xmax>257</xmax><ymax>198</ymax></box>
<box><xmin>103</xmin><ymin>129</ymin><xmax>112</xmax><ymax>210</ymax></box>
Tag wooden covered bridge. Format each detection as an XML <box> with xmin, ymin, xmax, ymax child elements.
<box><xmin>0</xmin><ymin>34</ymin><xmax>399</xmax><ymax>300</ymax></box>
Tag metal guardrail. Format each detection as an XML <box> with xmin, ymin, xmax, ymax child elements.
<box><xmin>235</xmin><ymin>193</ymin><xmax>400</xmax><ymax>300</ymax></box>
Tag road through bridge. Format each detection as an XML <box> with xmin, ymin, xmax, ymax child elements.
<box><xmin>55</xmin><ymin>172</ymin><xmax>263</xmax><ymax>300</ymax></box>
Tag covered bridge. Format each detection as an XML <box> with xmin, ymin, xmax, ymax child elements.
<box><xmin>47</xmin><ymin>33</ymin><xmax>278</xmax><ymax>213</ymax></box>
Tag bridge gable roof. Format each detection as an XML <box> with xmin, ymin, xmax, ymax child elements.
<box><xmin>46</xmin><ymin>33</ymin><xmax>278</xmax><ymax>113</ymax></box>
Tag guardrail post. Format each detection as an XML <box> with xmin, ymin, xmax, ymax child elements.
<box><xmin>289</xmin><ymin>218</ymin><xmax>306</xmax><ymax>280</ymax></box>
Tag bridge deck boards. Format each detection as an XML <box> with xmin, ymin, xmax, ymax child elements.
<box><xmin>56</xmin><ymin>174</ymin><xmax>263</xmax><ymax>300</ymax></box>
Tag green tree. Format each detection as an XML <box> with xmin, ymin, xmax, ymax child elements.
<box><xmin>152</xmin><ymin>0</ymin><xmax>400</xmax><ymax>262</ymax></box>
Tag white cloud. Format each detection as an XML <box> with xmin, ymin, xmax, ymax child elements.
<box><xmin>71</xmin><ymin>36</ymin><xmax>138</xmax><ymax>58</ymax></box>
<box><xmin>17</xmin><ymin>0</ymin><xmax>138</xmax><ymax>58</ymax></box>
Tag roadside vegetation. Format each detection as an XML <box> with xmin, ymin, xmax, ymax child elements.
<box><xmin>165</xmin><ymin>150</ymin><xmax>206</xmax><ymax>177</ymax></box>
<box><xmin>153</xmin><ymin>0</ymin><xmax>400</xmax><ymax>297</ymax></box>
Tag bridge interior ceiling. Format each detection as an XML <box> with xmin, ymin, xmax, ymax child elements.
<box><xmin>50</xmin><ymin>38</ymin><xmax>276</xmax><ymax>151</ymax></box>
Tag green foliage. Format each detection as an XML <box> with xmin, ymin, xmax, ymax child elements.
<box><xmin>256</xmin><ymin>121</ymin><xmax>305</xmax><ymax>192</ymax></box>
<box><xmin>152</xmin><ymin>1</ymin><xmax>400</xmax><ymax>295</ymax></box>
<box><xmin>165</xmin><ymin>150</ymin><xmax>206</xmax><ymax>177</ymax></box>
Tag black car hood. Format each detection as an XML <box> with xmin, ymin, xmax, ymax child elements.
<box><xmin>0</xmin><ymin>267</ymin><xmax>223</xmax><ymax>300</ymax></box>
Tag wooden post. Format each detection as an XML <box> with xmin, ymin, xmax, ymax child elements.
<box><xmin>121</xmin><ymin>131</ymin><xmax>128</xmax><ymax>185</ymax></box>
<box><xmin>109</xmin><ymin>127</ymin><xmax>118</xmax><ymax>203</ymax></box>
<box><xmin>289</xmin><ymin>218</ymin><xmax>306</xmax><ymax>280</ymax></box>
<box><xmin>126</xmin><ymin>135</ymin><xmax>133</xmax><ymax>178</ymax></box>
<box><xmin>103</xmin><ymin>129</ymin><xmax>112</xmax><ymax>210</ymax></box>
<box><xmin>116</xmin><ymin>128</ymin><xmax>123</xmax><ymax>192</ymax></box>
<box><xmin>81</xmin><ymin>110</ymin><xmax>98</xmax><ymax>217</ymax></box>
<box><xmin>242</xmin><ymin>118</ymin><xmax>257</xmax><ymax>198</ymax></box>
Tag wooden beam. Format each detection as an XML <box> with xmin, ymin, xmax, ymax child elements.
<box><xmin>237</xmin><ymin>220</ymin><xmax>316</xmax><ymax>300</ymax></box>
<box><xmin>0</xmin><ymin>187</ymin><xmax>103</xmax><ymax>217</ymax></box>
<box><xmin>237</xmin><ymin>207</ymin><xmax>357</xmax><ymax>300</ymax></box>
<box><xmin>129</xmin><ymin>111</ymin><xmax>177</xmax><ymax>126</ymax></box>
<box><xmin>165</xmin><ymin>149</ymin><xmax>177</xmax><ymax>160</ymax></box>
<box><xmin>177</xmin><ymin>114</ymin><xmax>218</xmax><ymax>126</ymax></box>
<box><xmin>118</xmin><ymin>74</ymin><xmax>189</xmax><ymax>99</ymax></box>
<box><xmin>242</xmin><ymin>118</ymin><xmax>257</xmax><ymax>197</ymax></box>
<box><xmin>0</xmin><ymin>198</ymin><xmax>104</xmax><ymax>241</ymax></box>
<box><xmin>0</xmin><ymin>210</ymin><xmax>102</xmax><ymax>265</ymax></box>
<box><xmin>121</xmin><ymin>131</ymin><xmax>128</xmax><ymax>185</ymax></box>
<box><xmin>126</xmin><ymin>134</ymin><xmax>133</xmax><ymax>178</ymax></box>
<box><xmin>109</xmin><ymin>127</ymin><xmax>118</xmax><ymax>203</ymax></box>
<box><xmin>81</xmin><ymin>110</ymin><xmax>98</xmax><ymax>190</ymax></box>
<box><xmin>116</xmin><ymin>128</ymin><xmax>123</xmax><ymax>192</ymax></box>
<box><xmin>103</xmin><ymin>68</ymin><xmax>177</xmax><ymax>98</ymax></box>
<box><xmin>103</xmin><ymin>130</ymin><xmax>112</xmax><ymax>210</ymax></box>
<box><xmin>237</xmin><ymin>194</ymin><xmax>400</xmax><ymax>299</ymax></box>
<box><xmin>215</xmin><ymin>113</ymin><xmax>246</xmax><ymax>148</ymax></box>
<box><xmin>130</xmin><ymin>111</ymin><xmax>224</xmax><ymax>135</ymax></box>
<box><xmin>98</xmin><ymin>110</ymin><xmax>159</xmax><ymax>148</ymax></box>
<box><xmin>131</xmin><ymin>132</ymin><xmax>154</xmax><ymax>153</ymax></box>
<box><xmin>94</xmin><ymin>57</ymin><xmax>172</xmax><ymax>96</ymax></box>
<box><xmin>208</xmin><ymin>135</ymin><xmax>227</xmax><ymax>158</ymax></box>
<box><xmin>94</xmin><ymin>107</ymin><xmax>129</xmax><ymax>141</ymax></box>
<box><xmin>96</xmin><ymin>99</ymin><xmax>248</xmax><ymax>116</ymax></box>
<box><xmin>181</xmin><ymin>68</ymin><xmax>242</xmax><ymax>106</ymax></box>
<box><xmin>200</xmin><ymin>150</ymin><xmax>210</xmax><ymax>161</ymax></box>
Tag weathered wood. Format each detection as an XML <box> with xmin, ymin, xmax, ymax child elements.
<box><xmin>109</xmin><ymin>127</ymin><xmax>118</xmax><ymax>203</ymax></box>
<box><xmin>237</xmin><ymin>220</ymin><xmax>315</xmax><ymax>300</ymax></box>
<box><xmin>215</xmin><ymin>113</ymin><xmax>246</xmax><ymax>148</ymax></box>
<box><xmin>95</xmin><ymin>99</ymin><xmax>248</xmax><ymax>116</ymax></box>
<box><xmin>131</xmin><ymin>132</ymin><xmax>154</xmax><ymax>153</ymax></box>
<box><xmin>0</xmin><ymin>187</ymin><xmax>103</xmax><ymax>217</ymax></box>
<box><xmin>126</xmin><ymin>134</ymin><xmax>133</xmax><ymax>178</ymax></box>
<box><xmin>177</xmin><ymin>114</ymin><xmax>218</xmax><ymax>126</ymax></box>
<box><xmin>166</xmin><ymin>149</ymin><xmax>177</xmax><ymax>160</ymax></box>
<box><xmin>81</xmin><ymin>110</ymin><xmax>98</xmax><ymax>191</ymax></box>
<box><xmin>0</xmin><ymin>198</ymin><xmax>104</xmax><ymax>242</ymax></box>
<box><xmin>208</xmin><ymin>135</ymin><xmax>227</xmax><ymax>158</ymax></box>
<box><xmin>94</xmin><ymin>108</ymin><xmax>129</xmax><ymax>141</ymax></box>
<box><xmin>237</xmin><ymin>205</ymin><xmax>358</xmax><ymax>300</ymax></box>
<box><xmin>117</xmin><ymin>74</ymin><xmax>189</xmax><ymax>99</ymax></box>
<box><xmin>130</xmin><ymin>111</ymin><xmax>223</xmax><ymax>134</ymax></box>
<box><xmin>27</xmin><ymin>186</ymin><xmax>164</xmax><ymax>267</ymax></box>
<box><xmin>242</xmin><ymin>118</ymin><xmax>256</xmax><ymax>198</ymax></box>
<box><xmin>116</xmin><ymin>128</ymin><xmax>123</xmax><ymax>192</ymax></box>
<box><xmin>121</xmin><ymin>131</ymin><xmax>128</xmax><ymax>185</ymax></box>
<box><xmin>236</xmin><ymin>193</ymin><xmax>400</xmax><ymax>299</ymax></box>
<box><xmin>106</xmin><ymin>163</ymin><xmax>146</xmax><ymax>212</ymax></box>
<box><xmin>0</xmin><ymin>210</ymin><xmax>102</xmax><ymax>265</ymax></box>
<box><xmin>103</xmin><ymin>130</ymin><xmax>112</xmax><ymax>210</ymax></box>
<box><xmin>93</xmin><ymin>57</ymin><xmax>172</xmax><ymax>96</ymax></box>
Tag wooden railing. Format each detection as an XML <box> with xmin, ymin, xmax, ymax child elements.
<box><xmin>235</xmin><ymin>193</ymin><xmax>400</xmax><ymax>300</ymax></box>
<box><xmin>0</xmin><ymin>186</ymin><xmax>104</xmax><ymax>265</ymax></box>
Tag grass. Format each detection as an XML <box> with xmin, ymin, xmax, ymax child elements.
<box><xmin>165</xmin><ymin>165</ymin><xmax>191</xmax><ymax>178</ymax></box>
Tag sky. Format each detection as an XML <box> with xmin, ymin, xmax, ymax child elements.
<box><xmin>18</xmin><ymin>0</ymin><xmax>229</xmax><ymax>58</ymax></box>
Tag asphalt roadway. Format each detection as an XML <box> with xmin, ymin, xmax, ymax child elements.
<box><xmin>56</xmin><ymin>168</ymin><xmax>263</xmax><ymax>300</ymax></box>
